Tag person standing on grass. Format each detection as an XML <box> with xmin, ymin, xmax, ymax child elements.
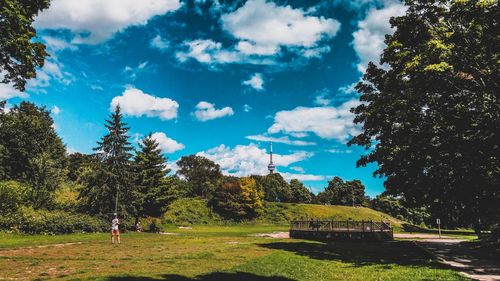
<box><xmin>111</xmin><ymin>213</ymin><xmax>121</xmax><ymax>244</ymax></box>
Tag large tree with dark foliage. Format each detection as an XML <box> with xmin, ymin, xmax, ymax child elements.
<box><xmin>289</xmin><ymin>179</ymin><xmax>313</xmax><ymax>203</ymax></box>
<box><xmin>1</xmin><ymin>0</ymin><xmax>50</xmax><ymax>91</ymax></box>
<box><xmin>210</xmin><ymin>176</ymin><xmax>263</xmax><ymax>219</ymax></box>
<box><xmin>0</xmin><ymin>101</ymin><xmax>66</xmax><ymax>208</ymax></box>
<box><xmin>316</xmin><ymin>177</ymin><xmax>366</xmax><ymax>206</ymax></box>
<box><xmin>132</xmin><ymin>134</ymin><xmax>170</xmax><ymax>220</ymax></box>
<box><xmin>176</xmin><ymin>155</ymin><xmax>222</xmax><ymax>199</ymax></box>
<box><xmin>80</xmin><ymin>106</ymin><xmax>133</xmax><ymax>216</ymax></box>
<box><xmin>252</xmin><ymin>173</ymin><xmax>292</xmax><ymax>202</ymax></box>
<box><xmin>349</xmin><ymin>0</ymin><xmax>499</xmax><ymax>231</ymax></box>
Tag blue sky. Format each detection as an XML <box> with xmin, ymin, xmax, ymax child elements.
<box><xmin>0</xmin><ymin>0</ymin><xmax>407</xmax><ymax>196</ymax></box>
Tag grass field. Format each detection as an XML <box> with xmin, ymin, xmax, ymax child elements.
<box><xmin>0</xmin><ymin>225</ymin><xmax>468</xmax><ymax>281</ymax></box>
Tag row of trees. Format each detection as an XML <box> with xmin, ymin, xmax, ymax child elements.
<box><xmin>1</xmin><ymin>101</ymin><xmax>372</xmax><ymax>223</ymax></box>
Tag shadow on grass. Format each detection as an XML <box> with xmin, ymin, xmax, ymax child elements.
<box><xmin>105</xmin><ymin>272</ymin><xmax>296</xmax><ymax>281</ymax></box>
<box><xmin>258</xmin><ymin>240</ymin><xmax>441</xmax><ymax>267</ymax></box>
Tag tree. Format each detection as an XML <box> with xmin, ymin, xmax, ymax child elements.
<box><xmin>67</xmin><ymin>153</ymin><xmax>95</xmax><ymax>182</ymax></box>
<box><xmin>176</xmin><ymin>155</ymin><xmax>222</xmax><ymax>199</ymax></box>
<box><xmin>349</xmin><ymin>0</ymin><xmax>499</xmax><ymax>231</ymax></box>
<box><xmin>80</xmin><ymin>106</ymin><xmax>133</xmax><ymax>215</ymax></box>
<box><xmin>0</xmin><ymin>0</ymin><xmax>50</xmax><ymax>91</ymax></box>
<box><xmin>210</xmin><ymin>176</ymin><xmax>263</xmax><ymax>219</ymax></box>
<box><xmin>253</xmin><ymin>173</ymin><xmax>292</xmax><ymax>202</ymax></box>
<box><xmin>372</xmin><ymin>194</ymin><xmax>431</xmax><ymax>226</ymax></box>
<box><xmin>289</xmin><ymin>179</ymin><xmax>312</xmax><ymax>203</ymax></box>
<box><xmin>316</xmin><ymin>177</ymin><xmax>366</xmax><ymax>206</ymax></box>
<box><xmin>132</xmin><ymin>134</ymin><xmax>170</xmax><ymax>220</ymax></box>
<box><xmin>0</xmin><ymin>101</ymin><xmax>66</xmax><ymax>208</ymax></box>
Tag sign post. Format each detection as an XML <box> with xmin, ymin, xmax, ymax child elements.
<box><xmin>436</xmin><ymin>218</ymin><xmax>441</xmax><ymax>238</ymax></box>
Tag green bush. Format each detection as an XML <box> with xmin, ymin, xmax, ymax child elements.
<box><xmin>0</xmin><ymin>207</ymin><xmax>107</xmax><ymax>234</ymax></box>
<box><xmin>141</xmin><ymin>217</ymin><xmax>162</xmax><ymax>232</ymax></box>
<box><xmin>0</xmin><ymin>181</ymin><xmax>28</xmax><ymax>214</ymax></box>
<box><xmin>53</xmin><ymin>182</ymin><xmax>81</xmax><ymax>212</ymax></box>
<box><xmin>162</xmin><ymin>198</ymin><xmax>221</xmax><ymax>225</ymax></box>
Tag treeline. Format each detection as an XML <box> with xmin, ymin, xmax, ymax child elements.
<box><xmin>0</xmin><ymin>101</ymin><xmax>378</xmax><ymax>233</ymax></box>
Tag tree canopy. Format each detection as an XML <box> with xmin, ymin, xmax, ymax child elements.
<box><xmin>176</xmin><ymin>155</ymin><xmax>222</xmax><ymax>199</ymax></box>
<box><xmin>0</xmin><ymin>0</ymin><xmax>50</xmax><ymax>91</ymax></box>
<box><xmin>0</xmin><ymin>101</ymin><xmax>66</xmax><ymax>208</ymax></box>
<box><xmin>349</xmin><ymin>0</ymin><xmax>499</xmax><ymax>230</ymax></box>
<box><xmin>316</xmin><ymin>177</ymin><xmax>366</xmax><ymax>206</ymax></box>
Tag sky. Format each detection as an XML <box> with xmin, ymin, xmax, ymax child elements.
<box><xmin>0</xmin><ymin>0</ymin><xmax>408</xmax><ymax>197</ymax></box>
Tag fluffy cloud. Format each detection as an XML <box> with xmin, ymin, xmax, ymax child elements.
<box><xmin>0</xmin><ymin>83</ymin><xmax>28</xmax><ymax>100</ymax></box>
<box><xmin>123</xmin><ymin>61</ymin><xmax>150</xmax><ymax>79</ymax></box>
<box><xmin>51</xmin><ymin>106</ymin><xmax>61</xmax><ymax>115</ymax></box>
<box><xmin>313</xmin><ymin>88</ymin><xmax>331</xmax><ymax>106</ymax></box>
<box><xmin>35</xmin><ymin>0</ymin><xmax>182</xmax><ymax>44</ymax></box>
<box><xmin>176</xmin><ymin>0</ymin><xmax>340</xmax><ymax>66</ymax></box>
<box><xmin>245</xmin><ymin>135</ymin><xmax>316</xmax><ymax>146</ymax></box>
<box><xmin>221</xmin><ymin>0</ymin><xmax>340</xmax><ymax>56</ymax></box>
<box><xmin>197</xmin><ymin>143</ymin><xmax>314</xmax><ymax>177</ymax></box>
<box><xmin>193</xmin><ymin>101</ymin><xmax>234</xmax><ymax>121</ymax></box>
<box><xmin>42</xmin><ymin>36</ymin><xmax>78</xmax><ymax>52</ymax></box>
<box><xmin>150</xmin><ymin>132</ymin><xmax>185</xmax><ymax>153</ymax></box>
<box><xmin>111</xmin><ymin>86</ymin><xmax>179</xmax><ymax>120</ymax></box>
<box><xmin>352</xmin><ymin>3</ymin><xmax>407</xmax><ymax>73</ymax></box>
<box><xmin>243</xmin><ymin>104</ymin><xmax>253</xmax><ymax>112</ymax></box>
<box><xmin>268</xmin><ymin>99</ymin><xmax>362</xmax><ymax>143</ymax></box>
<box><xmin>150</xmin><ymin>35</ymin><xmax>170</xmax><ymax>51</ymax></box>
<box><xmin>242</xmin><ymin>73</ymin><xmax>264</xmax><ymax>91</ymax></box>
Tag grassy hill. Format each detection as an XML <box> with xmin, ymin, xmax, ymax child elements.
<box><xmin>162</xmin><ymin>198</ymin><xmax>403</xmax><ymax>228</ymax></box>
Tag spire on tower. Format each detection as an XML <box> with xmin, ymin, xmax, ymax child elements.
<box><xmin>268</xmin><ymin>142</ymin><xmax>276</xmax><ymax>174</ymax></box>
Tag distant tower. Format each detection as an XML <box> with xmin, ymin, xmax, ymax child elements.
<box><xmin>268</xmin><ymin>142</ymin><xmax>276</xmax><ymax>174</ymax></box>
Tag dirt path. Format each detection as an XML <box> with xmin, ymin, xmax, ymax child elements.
<box><xmin>417</xmin><ymin>239</ymin><xmax>500</xmax><ymax>281</ymax></box>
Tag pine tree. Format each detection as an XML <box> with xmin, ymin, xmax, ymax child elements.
<box><xmin>81</xmin><ymin>106</ymin><xmax>133</xmax><ymax>215</ymax></box>
<box><xmin>132</xmin><ymin>134</ymin><xmax>170</xmax><ymax>221</ymax></box>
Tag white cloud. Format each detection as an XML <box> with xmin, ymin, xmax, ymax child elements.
<box><xmin>290</xmin><ymin>166</ymin><xmax>305</xmax><ymax>173</ymax></box>
<box><xmin>242</xmin><ymin>73</ymin><xmax>264</xmax><ymax>91</ymax></box>
<box><xmin>197</xmin><ymin>143</ymin><xmax>313</xmax><ymax>177</ymax></box>
<box><xmin>243</xmin><ymin>104</ymin><xmax>253</xmax><ymax>112</ymax></box>
<box><xmin>35</xmin><ymin>0</ymin><xmax>182</xmax><ymax>44</ymax></box>
<box><xmin>42</xmin><ymin>36</ymin><xmax>78</xmax><ymax>52</ymax></box>
<box><xmin>51</xmin><ymin>106</ymin><xmax>61</xmax><ymax>115</ymax></box>
<box><xmin>280</xmin><ymin>172</ymin><xmax>326</xmax><ymax>181</ymax></box>
<box><xmin>352</xmin><ymin>3</ymin><xmax>407</xmax><ymax>73</ymax></box>
<box><xmin>150</xmin><ymin>35</ymin><xmax>170</xmax><ymax>50</ymax></box>
<box><xmin>245</xmin><ymin>134</ymin><xmax>316</xmax><ymax>146</ymax></box>
<box><xmin>111</xmin><ymin>86</ymin><xmax>179</xmax><ymax>120</ymax></box>
<box><xmin>327</xmin><ymin>148</ymin><xmax>353</xmax><ymax>154</ymax></box>
<box><xmin>150</xmin><ymin>132</ymin><xmax>185</xmax><ymax>153</ymax></box>
<box><xmin>313</xmin><ymin>88</ymin><xmax>331</xmax><ymax>106</ymax></box>
<box><xmin>193</xmin><ymin>101</ymin><xmax>234</xmax><ymax>121</ymax></box>
<box><xmin>176</xmin><ymin>0</ymin><xmax>340</xmax><ymax>66</ymax></box>
<box><xmin>221</xmin><ymin>0</ymin><xmax>340</xmax><ymax>56</ymax></box>
<box><xmin>123</xmin><ymin>61</ymin><xmax>150</xmax><ymax>79</ymax></box>
<box><xmin>268</xmin><ymin>99</ymin><xmax>362</xmax><ymax>143</ymax></box>
<box><xmin>0</xmin><ymin>83</ymin><xmax>28</xmax><ymax>100</ymax></box>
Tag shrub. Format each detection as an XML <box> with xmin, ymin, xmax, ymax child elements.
<box><xmin>0</xmin><ymin>207</ymin><xmax>107</xmax><ymax>234</ymax></box>
<box><xmin>0</xmin><ymin>181</ymin><xmax>28</xmax><ymax>214</ymax></box>
<box><xmin>162</xmin><ymin>198</ymin><xmax>221</xmax><ymax>225</ymax></box>
<box><xmin>141</xmin><ymin>217</ymin><xmax>162</xmax><ymax>232</ymax></box>
<box><xmin>53</xmin><ymin>182</ymin><xmax>81</xmax><ymax>212</ymax></box>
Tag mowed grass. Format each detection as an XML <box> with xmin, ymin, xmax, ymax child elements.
<box><xmin>0</xmin><ymin>226</ymin><xmax>467</xmax><ymax>281</ymax></box>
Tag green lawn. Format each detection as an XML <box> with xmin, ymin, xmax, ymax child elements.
<box><xmin>0</xmin><ymin>226</ymin><xmax>467</xmax><ymax>281</ymax></box>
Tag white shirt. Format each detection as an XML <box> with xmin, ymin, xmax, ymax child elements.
<box><xmin>112</xmin><ymin>218</ymin><xmax>119</xmax><ymax>230</ymax></box>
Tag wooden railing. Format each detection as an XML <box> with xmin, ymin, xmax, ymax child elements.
<box><xmin>290</xmin><ymin>220</ymin><xmax>392</xmax><ymax>233</ymax></box>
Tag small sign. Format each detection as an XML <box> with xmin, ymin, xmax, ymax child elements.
<box><xmin>436</xmin><ymin>218</ymin><xmax>441</xmax><ymax>225</ymax></box>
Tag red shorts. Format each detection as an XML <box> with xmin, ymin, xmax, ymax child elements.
<box><xmin>111</xmin><ymin>229</ymin><xmax>120</xmax><ymax>235</ymax></box>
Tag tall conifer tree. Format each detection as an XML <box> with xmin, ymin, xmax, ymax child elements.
<box><xmin>81</xmin><ymin>106</ymin><xmax>133</xmax><ymax>215</ymax></box>
<box><xmin>132</xmin><ymin>134</ymin><xmax>170</xmax><ymax>220</ymax></box>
